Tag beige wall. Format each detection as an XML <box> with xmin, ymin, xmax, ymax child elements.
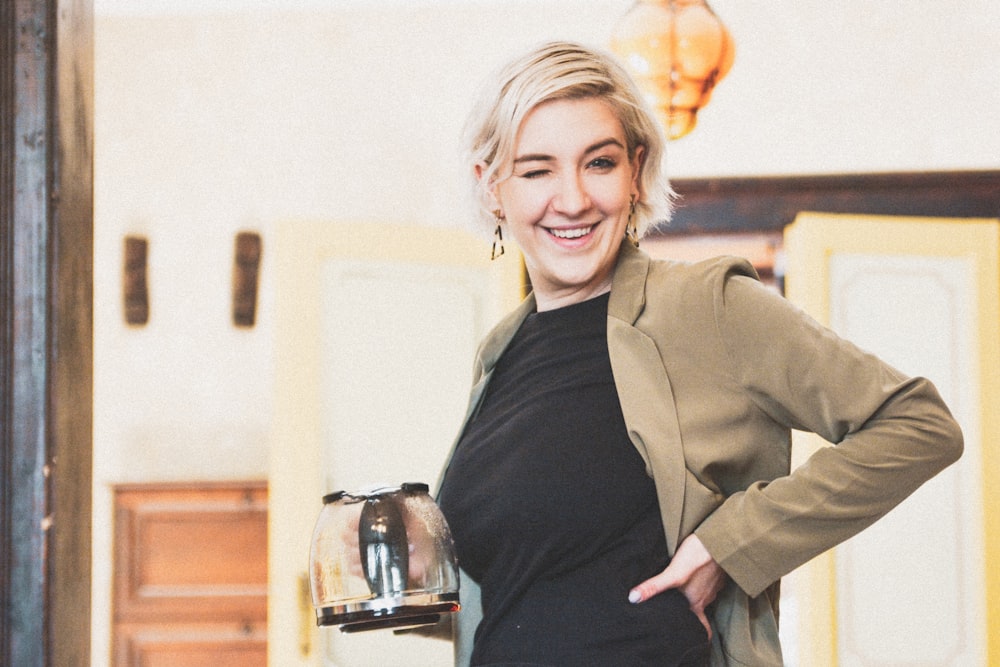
<box><xmin>91</xmin><ymin>1</ymin><xmax>1000</xmax><ymax>664</ymax></box>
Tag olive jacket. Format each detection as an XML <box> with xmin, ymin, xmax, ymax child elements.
<box><xmin>437</xmin><ymin>241</ymin><xmax>963</xmax><ymax>666</ymax></box>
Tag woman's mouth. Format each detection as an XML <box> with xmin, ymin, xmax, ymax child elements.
<box><xmin>548</xmin><ymin>225</ymin><xmax>594</xmax><ymax>240</ymax></box>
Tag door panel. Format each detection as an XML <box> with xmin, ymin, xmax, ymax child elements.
<box><xmin>269</xmin><ymin>223</ymin><xmax>522</xmax><ymax>666</ymax></box>
<box><xmin>783</xmin><ymin>213</ymin><xmax>999</xmax><ymax>666</ymax></box>
<box><xmin>112</xmin><ymin>482</ymin><xmax>268</xmax><ymax>667</ymax></box>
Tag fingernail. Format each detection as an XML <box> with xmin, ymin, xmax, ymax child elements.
<box><xmin>628</xmin><ymin>590</ymin><xmax>641</xmax><ymax>604</ymax></box>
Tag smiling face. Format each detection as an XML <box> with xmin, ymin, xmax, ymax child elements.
<box><xmin>482</xmin><ymin>97</ymin><xmax>644</xmax><ymax>311</ymax></box>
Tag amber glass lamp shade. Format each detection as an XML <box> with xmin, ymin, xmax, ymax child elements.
<box><xmin>611</xmin><ymin>0</ymin><xmax>734</xmax><ymax>139</ymax></box>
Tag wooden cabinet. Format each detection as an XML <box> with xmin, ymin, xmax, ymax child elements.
<box><xmin>113</xmin><ymin>482</ymin><xmax>268</xmax><ymax>667</ymax></box>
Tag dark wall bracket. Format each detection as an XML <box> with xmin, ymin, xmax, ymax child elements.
<box><xmin>123</xmin><ymin>235</ymin><xmax>149</xmax><ymax>326</ymax></box>
<box><xmin>232</xmin><ymin>231</ymin><xmax>262</xmax><ymax>328</ymax></box>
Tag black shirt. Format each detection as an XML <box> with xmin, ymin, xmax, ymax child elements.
<box><xmin>438</xmin><ymin>293</ymin><xmax>708</xmax><ymax>666</ymax></box>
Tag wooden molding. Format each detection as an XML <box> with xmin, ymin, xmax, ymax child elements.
<box><xmin>657</xmin><ymin>170</ymin><xmax>1000</xmax><ymax>236</ymax></box>
<box><xmin>113</xmin><ymin>482</ymin><xmax>268</xmax><ymax>624</ymax></box>
<box><xmin>115</xmin><ymin>622</ymin><xmax>266</xmax><ymax>667</ymax></box>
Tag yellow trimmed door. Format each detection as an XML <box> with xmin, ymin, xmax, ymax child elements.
<box><xmin>268</xmin><ymin>222</ymin><xmax>523</xmax><ymax>666</ymax></box>
<box><xmin>783</xmin><ymin>212</ymin><xmax>999</xmax><ymax>666</ymax></box>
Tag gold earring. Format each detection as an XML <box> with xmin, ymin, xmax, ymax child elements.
<box><xmin>625</xmin><ymin>196</ymin><xmax>639</xmax><ymax>247</ymax></box>
<box><xmin>491</xmin><ymin>212</ymin><xmax>505</xmax><ymax>261</ymax></box>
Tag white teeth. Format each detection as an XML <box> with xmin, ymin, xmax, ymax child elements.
<box><xmin>549</xmin><ymin>226</ymin><xmax>593</xmax><ymax>239</ymax></box>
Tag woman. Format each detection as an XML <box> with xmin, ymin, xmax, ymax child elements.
<box><xmin>435</xmin><ymin>41</ymin><xmax>962</xmax><ymax>666</ymax></box>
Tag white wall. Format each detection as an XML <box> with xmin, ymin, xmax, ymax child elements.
<box><xmin>91</xmin><ymin>1</ymin><xmax>1000</xmax><ymax>664</ymax></box>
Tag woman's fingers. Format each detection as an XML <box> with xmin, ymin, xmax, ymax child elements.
<box><xmin>628</xmin><ymin>534</ymin><xmax>728</xmax><ymax>640</ymax></box>
<box><xmin>628</xmin><ymin>563</ymin><xmax>683</xmax><ymax>604</ymax></box>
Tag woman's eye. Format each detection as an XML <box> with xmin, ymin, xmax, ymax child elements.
<box><xmin>519</xmin><ymin>169</ymin><xmax>549</xmax><ymax>179</ymax></box>
<box><xmin>588</xmin><ymin>157</ymin><xmax>617</xmax><ymax>170</ymax></box>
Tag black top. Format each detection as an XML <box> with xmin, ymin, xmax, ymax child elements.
<box><xmin>438</xmin><ymin>293</ymin><xmax>708</xmax><ymax>666</ymax></box>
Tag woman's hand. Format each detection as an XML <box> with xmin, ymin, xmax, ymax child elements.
<box><xmin>628</xmin><ymin>534</ymin><xmax>728</xmax><ymax>639</ymax></box>
<box><xmin>346</xmin><ymin>504</ymin><xmax>431</xmax><ymax>589</ymax></box>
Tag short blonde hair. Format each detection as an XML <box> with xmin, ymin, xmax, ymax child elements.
<box><xmin>463</xmin><ymin>41</ymin><xmax>674</xmax><ymax>238</ymax></box>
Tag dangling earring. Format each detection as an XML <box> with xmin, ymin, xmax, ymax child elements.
<box><xmin>625</xmin><ymin>195</ymin><xmax>639</xmax><ymax>248</ymax></box>
<box><xmin>491</xmin><ymin>212</ymin><xmax>505</xmax><ymax>261</ymax></box>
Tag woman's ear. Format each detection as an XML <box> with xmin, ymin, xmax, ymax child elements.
<box><xmin>630</xmin><ymin>145</ymin><xmax>646</xmax><ymax>195</ymax></box>
<box><xmin>475</xmin><ymin>162</ymin><xmax>502</xmax><ymax>212</ymax></box>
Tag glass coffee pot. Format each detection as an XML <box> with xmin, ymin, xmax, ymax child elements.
<box><xmin>309</xmin><ymin>483</ymin><xmax>460</xmax><ymax>632</ymax></box>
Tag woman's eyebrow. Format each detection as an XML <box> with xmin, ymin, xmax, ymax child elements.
<box><xmin>584</xmin><ymin>138</ymin><xmax>627</xmax><ymax>154</ymax></box>
<box><xmin>513</xmin><ymin>138</ymin><xmax>626</xmax><ymax>164</ymax></box>
<box><xmin>513</xmin><ymin>152</ymin><xmax>554</xmax><ymax>164</ymax></box>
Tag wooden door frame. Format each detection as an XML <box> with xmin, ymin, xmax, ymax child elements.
<box><xmin>1</xmin><ymin>1</ymin><xmax>94</xmax><ymax>665</ymax></box>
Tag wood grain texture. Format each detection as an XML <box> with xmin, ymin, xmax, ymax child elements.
<box><xmin>112</xmin><ymin>482</ymin><xmax>268</xmax><ymax>667</ymax></box>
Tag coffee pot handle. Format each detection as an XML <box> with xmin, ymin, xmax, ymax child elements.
<box><xmin>358</xmin><ymin>497</ymin><xmax>410</xmax><ymax>596</ymax></box>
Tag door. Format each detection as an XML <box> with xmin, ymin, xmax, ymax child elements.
<box><xmin>268</xmin><ymin>222</ymin><xmax>523</xmax><ymax>666</ymax></box>
<box><xmin>782</xmin><ymin>212</ymin><xmax>1000</xmax><ymax>666</ymax></box>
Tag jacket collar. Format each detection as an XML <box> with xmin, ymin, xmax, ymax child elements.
<box><xmin>608</xmin><ymin>240</ymin><xmax>650</xmax><ymax>326</ymax></box>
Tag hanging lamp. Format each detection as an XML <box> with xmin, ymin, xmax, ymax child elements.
<box><xmin>610</xmin><ymin>0</ymin><xmax>735</xmax><ymax>140</ymax></box>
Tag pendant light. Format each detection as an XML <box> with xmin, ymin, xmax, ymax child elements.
<box><xmin>611</xmin><ymin>0</ymin><xmax>735</xmax><ymax>140</ymax></box>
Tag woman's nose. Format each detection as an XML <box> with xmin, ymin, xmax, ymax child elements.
<box><xmin>552</xmin><ymin>173</ymin><xmax>591</xmax><ymax>217</ymax></box>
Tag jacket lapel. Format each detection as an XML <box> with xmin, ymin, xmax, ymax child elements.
<box><xmin>607</xmin><ymin>243</ymin><xmax>688</xmax><ymax>555</ymax></box>
<box><xmin>474</xmin><ymin>294</ymin><xmax>537</xmax><ymax>382</ymax></box>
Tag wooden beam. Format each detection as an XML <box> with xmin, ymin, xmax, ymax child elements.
<box><xmin>658</xmin><ymin>170</ymin><xmax>1000</xmax><ymax>236</ymax></box>
<box><xmin>49</xmin><ymin>1</ymin><xmax>94</xmax><ymax>665</ymax></box>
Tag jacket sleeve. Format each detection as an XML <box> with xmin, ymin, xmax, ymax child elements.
<box><xmin>694</xmin><ymin>265</ymin><xmax>964</xmax><ymax>597</ymax></box>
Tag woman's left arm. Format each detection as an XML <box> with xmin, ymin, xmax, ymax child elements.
<box><xmin>694</xmin><ymin>268</ymin><xmax>964</xmax><ymax>598</ymax></box>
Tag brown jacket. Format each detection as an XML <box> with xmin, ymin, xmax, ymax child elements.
<box><xmin>441</xmin><ymin>242</ymin><xmax>963</xmax><ymax>665</ymax></box>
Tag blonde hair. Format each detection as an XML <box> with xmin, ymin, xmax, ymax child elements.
<box><xmin>463</xmin><ymin>41</ymin><xmax>674</xmax><ymax>238</ymax></box>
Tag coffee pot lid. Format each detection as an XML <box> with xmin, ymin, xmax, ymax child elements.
<box><xmin>322</xmin><ymin>482</ymin><xmax>429</xmax><ymax>505</ymax></box>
